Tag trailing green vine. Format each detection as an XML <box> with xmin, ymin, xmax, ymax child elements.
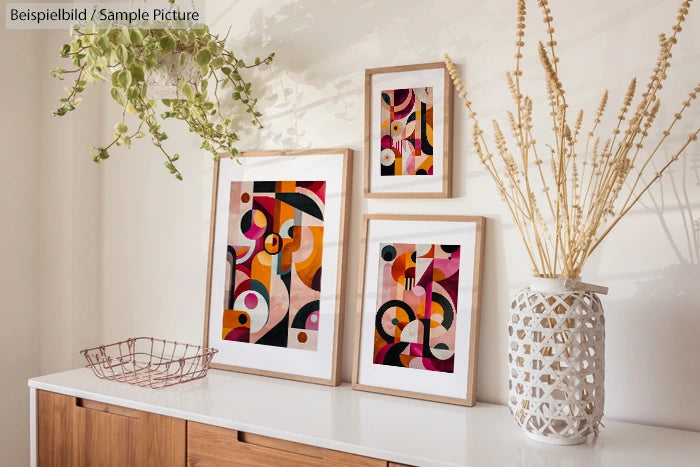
<box><xmin>52</xmin><ymin>20</ymin><xmax>274</xmax><ymax>179</ymax></box>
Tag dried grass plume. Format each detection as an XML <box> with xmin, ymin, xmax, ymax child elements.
<box><xmin>446</xmin><ymin>0</ymin><xmax>700</xmax><ymax>278</ymax></box>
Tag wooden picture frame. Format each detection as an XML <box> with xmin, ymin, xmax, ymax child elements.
<box><xmin>204</xmin><ymin>149</ymin><xmax>352</xmax><ymax>386</ymax></box>
<box><xmin>364</xmin><ymin>62</ymin><xmax>453</xmax><ymax>198</ymax></box>
<box><xmin>352</xmin><ymin>214</ymin><xmax>485</xmax><ymax>405</ymax></box>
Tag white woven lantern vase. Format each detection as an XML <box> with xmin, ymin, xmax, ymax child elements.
<box><xmin>508</xmin><ymin>277</ymin><xmax>605</xmax><ymax>445</ymax></box>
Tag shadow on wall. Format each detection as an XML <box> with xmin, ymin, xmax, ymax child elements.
<box><xmin>208</xmin><ymin>0</ymin><xmax>477</xmax><ymax>150</ymax></box>
<box><xmin>605</xmin><ymin>141</ymin><xmax>700</xmax><ymax>431</ymax></box>
<box><xmin>637</xmin><ymin>145</ymin><xmax>700</xmax><ymax>266</ymax></box>
<box><xmin>606</xmin><ymin>263</ymin><xmax>700</xmax><ymax>431</ymax></box>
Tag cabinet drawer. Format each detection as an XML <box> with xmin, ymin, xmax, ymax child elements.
<box><xmin>187</xmin><ymin>421</ymin><xmax>386</xmax><ymax>467</ymax></box>
<box><xmin>37</xmin><ymin>390</ymin><xmax>185</xmax><ymax>467</ymax></box>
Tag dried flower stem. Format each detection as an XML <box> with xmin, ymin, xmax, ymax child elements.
<box><xmin>445</xmin><ymin>0</ymin><xmax>699</xmax><ymax>278</ymax></box>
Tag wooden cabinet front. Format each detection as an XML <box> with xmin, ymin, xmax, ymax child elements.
<box><xmin>37</xmin><ymin>390</ymin><xmax>409</xmax><ymax>467</ymax></box>
<box><xmin>37</xmin><ymin>390</ymin><xmax>186</xmax><ymax>467</ymax></box>
<box><xmin>187</xmin><ymin>421</ymin><xmax>386</xmax><ymax>467</ymax></box>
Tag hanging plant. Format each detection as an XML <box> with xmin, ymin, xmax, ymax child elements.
<box><xmin>51</xmin><ymin>17</ymin><xmax>274</xmax><ymax>180</ymax></box>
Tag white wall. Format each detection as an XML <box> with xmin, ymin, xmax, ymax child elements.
<box><xmin>38</xmin><ymin>30</ymin><xmax>103</xmax><ymax>377</ymax></box>
<box><xmin>0</xmin><ymin>14</ymin><xmax>42</xmax><ymax>466</ymax></box>
<box><xmin>0</xmin><ymin>13</ymin><xmax>104</xmax><ymax>466</ymax></box>
<box><xmin>7</xmin><ymin>7</ymin><xmax>696</xmax><ymax>465</ymax></box>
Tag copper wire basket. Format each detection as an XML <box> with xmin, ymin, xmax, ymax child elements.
<box><xmin>81</xmin><ymin>337</ymin><xmax>218</xmax><ymax>389</ymax></box>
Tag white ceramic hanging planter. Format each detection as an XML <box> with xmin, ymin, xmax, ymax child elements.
<box><xmin>507</xmin><ymin>277</ymin><xmax>606</xmax><ymax>445</ymax></box>
<box><xmin>145</xmin><ymin>51</ymin><xmax>201</xmax><ymax>99</ymax></box>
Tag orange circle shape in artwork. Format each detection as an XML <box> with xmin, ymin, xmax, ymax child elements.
<box><xmin>264</xmin><ymin>232</ymin><xmax>282</xmax><ymax>255</ymax></box>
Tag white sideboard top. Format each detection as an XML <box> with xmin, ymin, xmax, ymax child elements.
<box><xmin>28</xmin><ymin>368</ymin><xmax>700</xmax><ymax>467</ymax></box>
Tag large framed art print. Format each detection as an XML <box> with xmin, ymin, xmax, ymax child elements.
<box><xmin>353</xmin><ymin>215</ymin><xmax>485</xmax><ymax>405</ymax></box>
<box><xmin>364</xmin><ymin>62</ymin><xmax>453</xmax><ymax>198</ymax></box>
<box><xmin>204</xmin><ymin>149</ymin><xmax>352</xmax><ymax>385</ymax></box>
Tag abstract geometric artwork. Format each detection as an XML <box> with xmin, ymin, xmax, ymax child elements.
<box><xmin>380</xmin><ymin>87</ymin><xmax>434</xmax><ymax>176</ymax></box>
<box><xmin>365</xmin><ymin>63</ymin><xmax>452</xmax><ymax>197</ymax></box>
<box><xmin>222</xmin><ymin>180</ymin><xmax>326</xmax><ymax>352</ymax></box>
<box><xmin>205</xmin><ymin>149</ymin><xmax>351</xmax><ymax>386</ymax></box>
<box><xmin>373</xmin><ymin>243</ymin><xmax>460</xmax><ymax>373</ymax></box>
<box><xmin>353</xmin><ymin>215</ymin><xmax>485</xmax><ymax>405</ymax></box>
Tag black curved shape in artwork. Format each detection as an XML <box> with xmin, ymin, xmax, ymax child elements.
<box><xmin>275</xmin><ymin>192</ymin><xmax>324</xmax><ymax>221</ymax></box>
<box><xmin>420</xmin><ymin>101</ymin><xmax>434</xmax><ymax>155</ymax></box>
<box><xmin>431</xmin><ymin>292</ymin><xmax>454</xmax><ymax>330</ymax></box>
<box><xmin>226</xmin><ymin>245</ymin><xmax>236</xmax><ymax>309</ymax></box>
<box><xmin>255</xmin><ymin>314</ymin><xmax>289</xmax><ymax>348</ymax></box>
<box><xmin>379</xmin><ymin>342</ymin><xmax>410</xmax><ymax>367</ymax></box>
<box><xmin>375</xmin><ymin>300</ymin><xmax>416</xmax><ymax>343</ymax></box>
<box><xmin>290</xmin><ymin>300</ymin><xmax>320</xmax><ymax>329</ymax></box>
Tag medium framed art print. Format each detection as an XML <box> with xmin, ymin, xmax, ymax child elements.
<box><xmin>364</xmin><ymin>62</ymin><xmax>453</xmax><ymax>198</ymax></box>
<box><xmin>353</xmin><ymin>215</ymin><xmax>485</xmax><ymax>405</ymax></box>
<box><xmin>204</xmin><ymin>149</ymin><xmax>352</xmax><ymax>385</ymax></box>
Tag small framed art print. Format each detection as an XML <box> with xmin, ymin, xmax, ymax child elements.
<box><xmin>364</xmin><ymin>62</ymin><xmax>453</xmax><ymax>198</ymax></box>
<box><xmin>352</xmin><ymin>215</ymin><xmax>485</xmax><ymax>405</ymax></box>
<box><xmin>204</xmin><ymin>149</ymin><xmax>352</xmax><ymax>386</ymax></box>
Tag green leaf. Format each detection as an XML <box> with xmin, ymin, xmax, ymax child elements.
<box><xmin>195</xmin><ymin>49</ymin><xmax>211</xmax><ymax>67</ymax></box>
<box><xmin>115</xmin><ymin>122</ymin><xmax>128</xmax><ymax>134</ymax></box>
<box><xmin>110</xmin><ymin>87</ymin><xmax>125</xmax><ymax>106</ymax></box>
<box><xmin>158</xmin><ymin>36</ymin><xmax>175</xmax><ymax>54</ymax></box>
<box><xmin>120</xmin><ymin>26</ymin><xmax>131</xmax><ymax>44</ymax></box>
<box><xmin>116</xmin><ymin>44</ymin><xmax>128</xmax><ymax>63</ymax></box>
<box><xmin>221</xmin><ymin>67</ymin><xmax>231</xmax><ymax>75</ymax></box>
<box><xmin>60</xmin><ymin>44</ymin><xmax>70</xmax><ymax>56</ymax></box>
<box><xmin>130</xmin><ymin>29</ymin><xmax>143</xmax><ymax>45</ymax></box>
<box><xmin>99</xmin><ymin>148</ymin><xmax>110</xmax><ymax>159</ymax></box>
<box><xmin>201</xmin><ymin>79</ymin><xmax>208</xmax><ymax>93</ymax></box>
<box><xmin>128</xmin><ymin>63</ymin><xmax>145</xmax><ymax>82</ymax></box>
<box><xmin>97</xmin><ymin>36</ymin><xmax>111</xmax><ymax>53</ymax></box>
<box><xmin>181</xmin><ymin>82</ymin><xmax>194</xmax><ymax>101</ymax></box>
<box><xmin>144</xmin><ymin>52</ymin><xmax>157</xmax><ymax>69</ymax></box>
<box><xmin>111</xmin><ymin>70</ymin><xmax>121</xmax><ymax>87</ymax></box>
<box><xmin>210</xmin><ymin>57</ymin><xmax>224</xmax><ymax>69</ymax></box>
<box><xmin>179</xmin><ymin>52</ymin><xmax>186</xmax><ymax>67</ymax></box>
<box><xmin>231</xmin><ymin>73</ymin><xmax>242</xmax><ymax>81</ymax></box>
<box><xmin>117</xmin><ymin>70</ymin><xmax>132</xmax><ymax>88</ymax></box>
